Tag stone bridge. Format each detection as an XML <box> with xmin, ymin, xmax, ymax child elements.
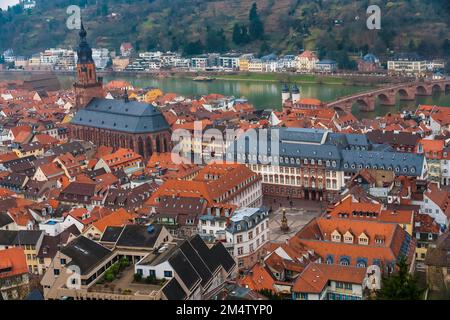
<box><xmin>325</xmin><ymin>79</ymin><xmax>450</xmax><ymax>112</ymax></box>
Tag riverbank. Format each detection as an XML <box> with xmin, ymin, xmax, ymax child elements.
<box><xmin>0</xmin><ymin>69</ymin><xmax>412</xmax><ymax>87</ymax></box>
<box><xmin>212</xmin><ymin>73</ymin><xmax>347</xmax><ymax>85</ymax></box>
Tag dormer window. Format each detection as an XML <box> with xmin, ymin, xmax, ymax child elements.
<box><xmin>358</xmin><ymin>233</ymin><xmax>369</xmax><ymax>245</ymax></box>
<box><xmin>331</xmin><ymin>230</ymin><xmax>341</xmax><ymax>242</ymax></box>
<box><xmin>343</xmin><ymin>231</ymin><xmax>354</xmax><ymax>244</ymax></box>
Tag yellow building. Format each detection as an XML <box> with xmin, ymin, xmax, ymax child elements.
<box><xmin>144</xmin><ymin>88</ymin><xmax>163</xmax><ymax>103</ymax></box>
<box><xmin>13</xmin><ymin>142</ymin><xmax>45</xmax><ymax>158</ymax></box>
<box><xmin>239</xmin><ymin>58</ymin><xmax>250</xmax><ymax>71</ymax></box>
<box><xmin>248</xmin><ymin>59</ymin><xmax>264</xmax><ymax>72</ymax></box>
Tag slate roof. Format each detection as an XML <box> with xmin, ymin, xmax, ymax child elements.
<box><xmin>0</xmin><ymin>230</ymin><xmax>43</xmax><ymax>246</ymax></box>
<box><xmin>179</xmin><ymin>240</ymin><xmax>213</xmax><ymax>287</ymax></box>
<box><xmin>168</xmin><ymin>249</ymin><xmax>201</xmax><ymax>291</ymax></box>
<box><xmin>280</xmin><ymin>128</ymin><xmax>326</xmax><ymax>144</ymax></box>
<box><xmin>341</xmin><ymin>150</ymin><xmax>424</xmax><ymax>177</ymax></box>
<box><xmin>226</xmin><ymin>207</ymin><xmax>268</xmax><ymax>234</ymax></box>
<box><xmin>210</xmin><ymin>242</ymin><xmax>236</xmax><ymax>273</ymax></box>
<box><xmin>188</xmin><ymin>234</ymin><xmax>221</xmax><ymax>273</ymax></box>
<box><xmin>47</xmin><ymin>141</ymin><xmax>89</xmax><ymax>157</ymax></box>
<box><xmin>71</xmin><ymin>98</ymin><xmax>169</xmax><ymax>134</ymax></box>
<box><xmin>0</xmin><ymin>230</ymin><xmax>19</xmax><ymax>245</ymax></box>
<box><xmin>38</xmin><ymin>225</ymin><xmax>81</xmax><ymax>260</ymax></box>
<box><xmin>114</xmin><ymin>224</ymin><xmax>162</xmax><ymax>249</ymax></box>
<box><xmin>100</xmin><ymin>226</ymin><xmax>124</xmax><ymax>243</ymax></box>
<box><xmin>229</xmin><ymin>128</ymin><xmax>424</xmax><ymax>177</ymax></box>
<box><xmin>162</xmin><ymin>278</ymin><xmax>187</xmax><ymax>300</ymax></box>
<box><xmin>60</xmin><ymin>236</ymin><xmax>112</xmax><ymax>275</ymax></box>
<box><xmin>0</xmin><ymin>212</ymin><xmax>14</xmax><ymax>228</ymax></box>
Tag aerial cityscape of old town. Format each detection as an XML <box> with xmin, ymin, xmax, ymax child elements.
<box><xmin>0</xmin><ymin>0</ymin><xmax>449</xmax><ymax>307</ymax></box>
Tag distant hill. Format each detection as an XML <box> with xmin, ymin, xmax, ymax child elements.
<box><xmin>0</xmin><ymin>0</ymin><xmax>449</xmax><ymax>67</ymax></box>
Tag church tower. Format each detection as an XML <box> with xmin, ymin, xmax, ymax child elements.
<box><xmin>73</xmin><ymin>21</ymin><xmax>104</xmax><ymax>109</ymax></box>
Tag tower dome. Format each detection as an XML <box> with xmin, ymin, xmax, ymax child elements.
<box><xmin>281</xmin><ymin>84</ymin><xmax>290</xmax><ymax>105</ymax></box>
<box><xmin>291</xmin><ymin>84</ymin><xmax>301</xmax><ymax>103</ymax></box>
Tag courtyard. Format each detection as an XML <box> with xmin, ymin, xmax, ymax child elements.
<box><xmin>264</xmin><ymin>196</ymin><xmax>324</xmax><ymax>243</ymax></box>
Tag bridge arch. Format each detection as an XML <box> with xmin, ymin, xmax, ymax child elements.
<box><xmin>376</xmin><ymin>93</ymin><xmax>395</xmax><ymax>106</ymax></box>
<box><xmin>397</xmin><ymin>88</ymin><xmax>414</xmax><ymax>101</ymax></box>
<box><xmin>431</xmin><ymin>84</ymin><xmax>443</xmax><ymax>92</ymax></box>
<box><xmin>354</xmin><ymin>98</ymin><xmax>372</xmax><ymax>112</ymax></box>
<box><xmin>416</xmin><ymin>85</ymin><xmax>430</xmax><ymax>96</ymax></box>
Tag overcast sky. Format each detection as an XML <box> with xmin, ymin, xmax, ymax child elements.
<box><xmin>0</xmin><ymin>0</ymin><xmax>21</xmax><ymax>10</ymax></box>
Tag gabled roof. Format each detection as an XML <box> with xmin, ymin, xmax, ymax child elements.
<box><xmin>0</xmin><ymin>212</ymin><xmax>14</xmax><ymax>228</ymax></box>
<box><xmin>178</xmin><ymin>240</ymin><xmax>213</xmax><ymax>287</ymax></box>
<box><xmin>188</xmin><ymin>234</ymin><xmax>221</xmax><ymax>273</ymax></box>
<box><xmin>162</xmin><ymin>278</ymin><xmax>187</xmax><ymax>300</ymax></box>
<box><xmin>238</xmin><ymin>263</ymin><xmax>277</xmax><ymax>292</ymax></box>
<box><xmin>210</xmin><ymin>242</ymin><xmax>236</xmax><ymax>273</ymax></box>
<box><xmin>60</xmin><ymin>236</ymin><xmax>112</xmax><ymax>275</ymax></box>
<box><xmin>168</xmin><ymin>249</ymin><xmax>201</xmax><ymax>291</ymax></box>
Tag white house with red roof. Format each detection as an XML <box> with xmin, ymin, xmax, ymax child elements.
<box><xmin>295</xmin><ymin>50</ymin><xmax>319</xmax><ymax>73</ymax></box>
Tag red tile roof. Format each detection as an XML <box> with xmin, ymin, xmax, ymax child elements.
<box><xmin>292</xmin><ymin>262</ymin><xmax>366</xmax><ymax>293</ymax></box>
<box><xmin>0</xmin><ymin>247</ymin><xmax>28</xmax><ymax>279</ymax></box>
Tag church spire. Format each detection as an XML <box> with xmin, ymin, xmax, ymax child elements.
<box><xmin>74</xmin><ymin>16</ymin><xmax>103</xmax><ymax>109</ymax></box>
<box><xmin>79</xmin><ymin>18</ymin><xmax>87</xmax><ymax>41</ymax></box>
<box><xmin>76</xmin><ymin>17</ymin><xmax>94</xmax><ymax>64</ymax></box>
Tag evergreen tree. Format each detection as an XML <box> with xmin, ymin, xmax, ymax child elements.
<box><xmin>205</xmin><ymin>26</ymin><xmax>228</xmax><ymax>52</ymax></box>
<box><xmin>232</xmin><ymin>23</ymin><xmax>250</xmax><ymax>45</ymax></box>
<box><xmin>376</xmin><ymin>257</ymin><xmax>424</xmax><ymax>300</ymax></box>
<box><xmin>241</xmin><ymin>25</ymin><xmax>250</xmax><ymax>44</ymax></box>
<box><xmin>232</xmin><ymin>23</ymin><xmax>241</xmax><ymax>44</ymax></box>
<box><xmin>249</xmin><ymin>3</ymin><xmax>264</xmax><ymax>40</ymax></box>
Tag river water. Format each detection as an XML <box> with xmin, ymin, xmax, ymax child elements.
<box><xmin>1</xmin><ymin>72</ymin><xmax>449</xmax><ymax>118</ymax></box>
